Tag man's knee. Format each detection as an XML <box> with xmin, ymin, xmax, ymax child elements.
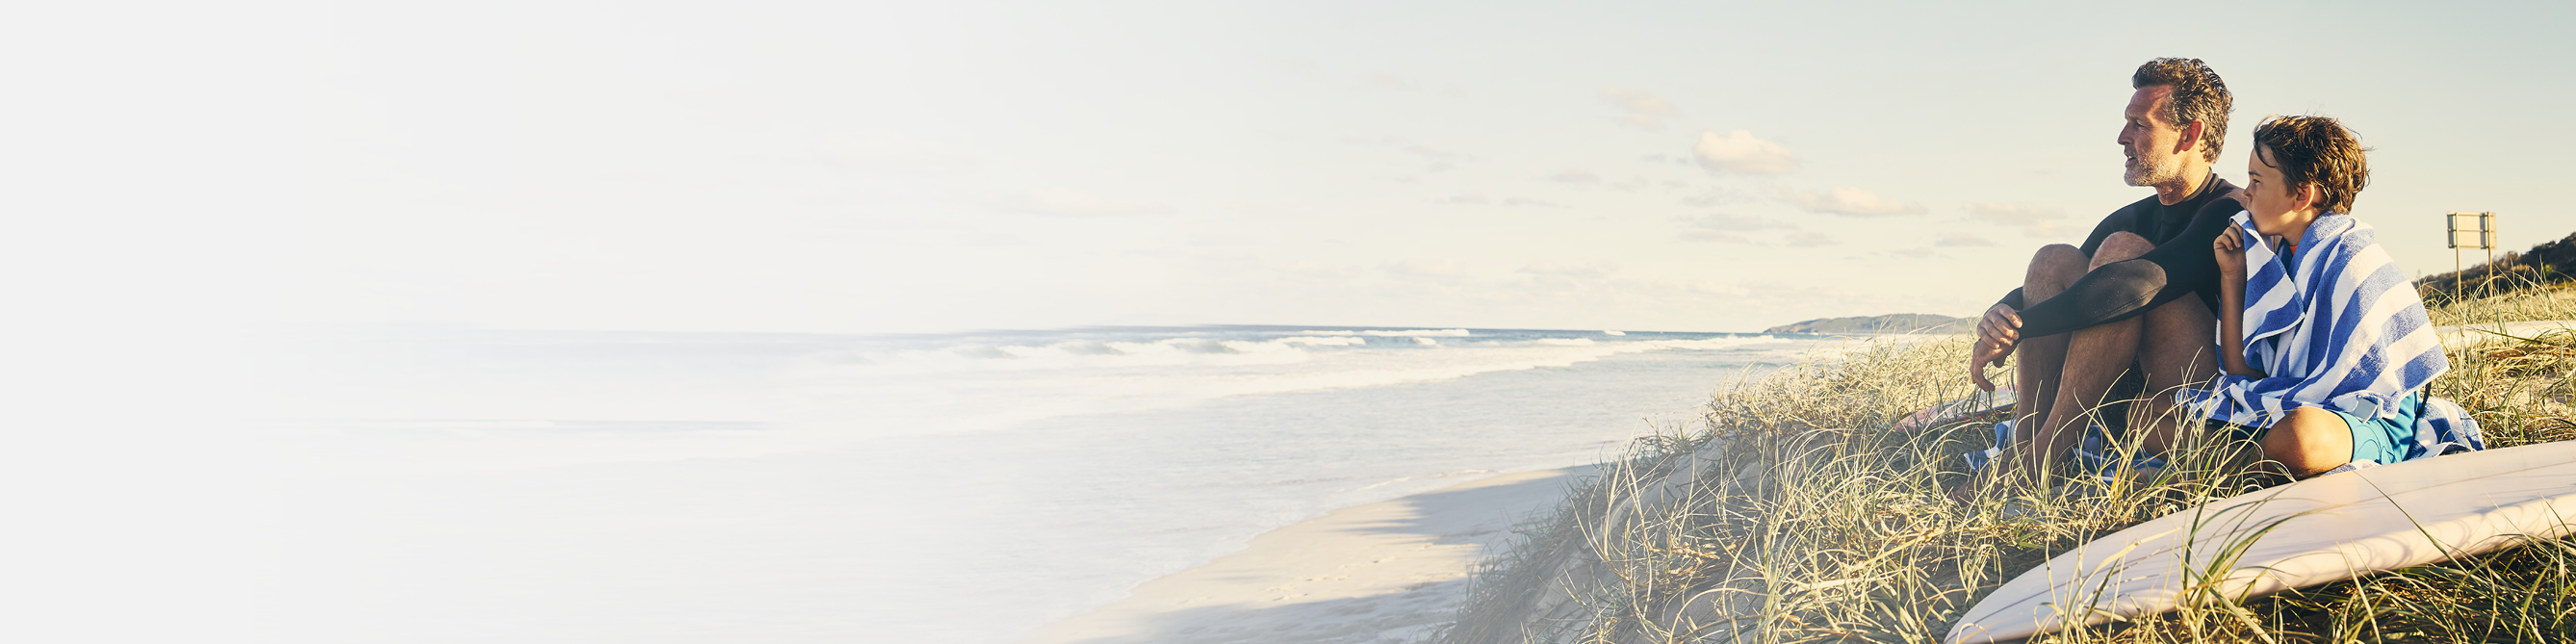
<box><xmin>2089</xmin><ymin>232</ymin><xmax>2154</xmax><ymax>270</ymax></box>
<box><xmin>2027</xmin><ymin>244</ymin><xmax>2087</xmax><ymax>294</ymax></box>
<box><xmin>2031</xmin><ymin>244</ymin><xmax>2084</xmax><ymax>268</ymax></box>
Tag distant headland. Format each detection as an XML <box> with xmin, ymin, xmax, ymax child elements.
<box><xmin>1762</xmin><ymin>313</ymin><xmax>1973</xmax><ymax>335</ymax></box>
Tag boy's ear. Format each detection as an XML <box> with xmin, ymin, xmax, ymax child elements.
<box><xmin>2292</xmin><ymin>182</ymin><xmax>2321</xmax><ymax>213</ymax></box>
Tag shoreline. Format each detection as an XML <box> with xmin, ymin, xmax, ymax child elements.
<box><xmin>1022</xmin><ymin>466</ymin><xmax>1595</xmax><ymax>644</ymax></box>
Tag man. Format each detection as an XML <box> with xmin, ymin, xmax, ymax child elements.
<box><xmin>1956</xmin><ymin>58</ymin><xmax>2245</xmax><ymax>499</ymax></box>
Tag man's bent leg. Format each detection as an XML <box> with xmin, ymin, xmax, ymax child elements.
<box><xmin>2129</xmin><ymin>296</ymin><xmax>2222</xmax><ymax>455</ymax></box>
<box><xmin>2013</xmin><ymin>245</ymin><xmax>2088</xmax><ymax>438</ymax></box>
<box><xmin>2017</xmin><ymin>233</ymin><xmax>2156</xmax><ymax>488</ymax></box>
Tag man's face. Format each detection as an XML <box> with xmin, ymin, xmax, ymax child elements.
<box><xmin>2119</xmin><ymin>86</ymin><xmax>2188</xmax><ymax>187</ymax></box>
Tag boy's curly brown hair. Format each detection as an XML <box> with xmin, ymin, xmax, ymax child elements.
<box><xmin>2252</xmin><ymin>115</ymin><xmax>2372</xmax><ymax>215</ymax></box>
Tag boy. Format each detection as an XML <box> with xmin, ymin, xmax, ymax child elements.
<box><xmin>2193</xmin><ymin>115</ymin><xmax>2482</xmax><ymax>477</ymax></box>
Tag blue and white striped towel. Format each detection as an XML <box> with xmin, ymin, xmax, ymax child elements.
<box><xmin>2177</xmin><ymin>212</ymin><xmax>2483</xmax><ymax>461</ymax></box>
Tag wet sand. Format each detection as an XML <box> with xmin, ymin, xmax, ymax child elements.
<box><xmin>1023</xmin><ymin>467</ymin><xmax>1592</xmax><ymax>644</ymax></box>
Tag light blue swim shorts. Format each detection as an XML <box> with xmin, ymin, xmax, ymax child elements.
<box><xmin>2220</xmin><ymin>392</ymin><xmax>2419</xmax><ymax>467</ymax></box>
<box><xmin>2328</xmin><ymin>392</ymin><xmax>2420</xmax><ymax>467</ymax></box>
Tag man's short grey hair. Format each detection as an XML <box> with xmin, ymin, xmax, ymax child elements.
<box><xmin>2131</xmin><ymin>58</ymin><xmax>2232</xmax><ymax>162</ymax></box>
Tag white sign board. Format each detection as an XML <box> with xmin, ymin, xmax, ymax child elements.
<box><xmin>2446</xmin><ymin>211</ymin><xmax>2496</xmax><ymax>250</ymax></box>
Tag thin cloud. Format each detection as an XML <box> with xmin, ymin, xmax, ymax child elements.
<box><xmin>1680</xmin><ymin>213</ymin><xmax>1791</xmax><ymax>231</ymax></box>
<box><xmin>1786</xmin><ymin>232</ymin><xmax>1838</xmax><ymax>247</ymax></box>
<box><xmin>1366</xmin><ymin>72</ymin><xmax>1421</xmax><ymax>91</ymax></box>
<box><xmin>1640</xmin><ymin>153</ymin><xmax>1695</xmax><ymax>167</ymax></box>
<box><xmin>1000</xmin><ymin>189</ymin><xmax>1172</xmax><ymax>217</ymax></box>
<box><xmin>1679</xmin><ymin>230</ymin><xmax>1752</xmax><ymax>244</ymax></box>
<box><xmin>1549</xmin><ymin>169</ymin><xmax>1602</xmax><ymax>184</ymax></box>
<box><xmin>1935</xmin><ymin>232</ymin><xmax>1996</xmax><ymax>246</ymax></box>
<box><xmin>1680</xmin><ymin>186</ymin><xmax>1754</xmax><ymax>207</ymax></box>
<box><xmin>1519</xmin><ymin>260</ymin><xmax>1619</xmax><ymax>279</ymax></box>
<box><xmin>1402</xmin><ymin>145</ymin><xmax>1456</xmax><ymax>160</ymax></box>
<box><xmin>1692</xmin><ymin>130</ymin><xmax>1799</xmax><ymax>174</ymax></box>
<box><xmin>1442</xmin><ymin>193</ymin><xmax>1562</xmax><ymax>207</ymax></box>
<box><xmin>1961</xmin><ymin>201</ymin><xmax>2074</xmax><ymax>237</ymax></box>
<box><xmin>1601</xmin><ymin>87</ymin><xmax>1678</xmax><ymax>130</ymax></box>
<box><xmin>1382</xmin><ymin>257</ymin><xmax>1462</xmax><ymax>278</ymax></box>
<box><xmin>1365</xmin><ymin>73</ymin><xmax>1463</xmax><ymax>96</ymax></box>
<box><xmin>817</xmin><ymin>135</ymin><xmax>980</xmax><ymax>175</ymax></box>
<box><xmin>1780</xmin><ymin>187</ymin><xmax>1926</xmax><ymax>217</ymax></box>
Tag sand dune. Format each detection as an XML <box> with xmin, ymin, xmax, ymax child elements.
<box><xmin>1025</xmin><ymin>467</ymin><xmax>1591</xmax><ymax>644</ymax></box>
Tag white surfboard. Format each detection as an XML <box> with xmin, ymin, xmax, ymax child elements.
<box><xmin>2435</xmin><ymin>320</ymin><xmax>2576</xmax><ymax>350</ymax></box>
<box><xmin>1945</xmin><ymin>440</ymin><xmax>2576</xmax><ymax>644</ymax></box>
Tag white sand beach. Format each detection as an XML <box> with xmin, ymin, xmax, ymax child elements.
<box><xmin>1025</xmin><ymin>467</ymin><xmax>1594</xmax><ymax>644</ymax></box>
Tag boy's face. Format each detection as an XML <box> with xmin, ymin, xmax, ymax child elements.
<box><xmin>2244</xmin><ymin>144</ymin><xmax>2318</xmax><ymax>239</ymax></box>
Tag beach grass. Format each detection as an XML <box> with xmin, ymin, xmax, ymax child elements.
<box><xmin>1437</xmin><ymin>291</ymin><xmax>2576</xmax><ymax>643</ymax></box>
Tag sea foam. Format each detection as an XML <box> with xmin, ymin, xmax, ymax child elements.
<box><xmin>254</xmin><ymin>324</ymin><xmax>1830</xmax><ymax>644</ymax></box>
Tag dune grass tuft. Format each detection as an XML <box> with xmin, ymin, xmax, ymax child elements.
<box><xmin>1437</xmin><ymin>291</ymin><xmax>2576</xmax><ymax>643</ymax></box>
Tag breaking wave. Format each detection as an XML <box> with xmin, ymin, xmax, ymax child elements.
<box><xmin>800</xmin><ymin>329</ymin><xmax>1800</xmax><ymax>439</ymax></box>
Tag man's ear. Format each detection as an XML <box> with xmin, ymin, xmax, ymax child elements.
<box><xmin>2175</xmin><ymin>120</ymin><xmax>2206</xmax><ymax>156</ymax></box>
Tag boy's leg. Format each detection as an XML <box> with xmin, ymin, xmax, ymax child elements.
<box><xmin>2259</xmin><ymin>407</ymin><xmax>2354</xmax><ymax>477</ymax></box>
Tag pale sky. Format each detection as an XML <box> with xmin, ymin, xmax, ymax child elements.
<box><xmin>0</xmin><ymin>5</ymin><xmax>2567</xmax><ymax>638</ymax></box>
<box><xmin>196</xmin><ymin>2</ymin><xmax>2576</xmax><ymax>333</ymax></box>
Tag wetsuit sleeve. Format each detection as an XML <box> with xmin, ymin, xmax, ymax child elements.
<box><xmin>1994</xmin><ymin>211</ymin><xmax>2130</xmax><ymax>311</ymax></box>
<box><xmin>2013</xmin><ymin>197</ymin><xmax>2241</xmax><ymax>338</ymax></box>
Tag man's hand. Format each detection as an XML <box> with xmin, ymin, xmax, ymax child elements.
<box><xmin>2213</xmin><ymin>225</ymin><xmax>2250</xmax><ymax>279</ymax></box>
<box><xmin>1968</xmin><ymin>303</ymin><xmax>2021</xmax><ymax>392</ymax></box>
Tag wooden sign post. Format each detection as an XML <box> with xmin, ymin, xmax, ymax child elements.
<box><xmin>2446</xmin><ymin>211</ymin><xmax>2497</xmax><ymax>296</ymax></box>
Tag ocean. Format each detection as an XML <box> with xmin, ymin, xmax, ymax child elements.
<box><xmin>256</xmin><ymin>324</ymin><xmax>1844</xmax><ymax>643</ymax></box>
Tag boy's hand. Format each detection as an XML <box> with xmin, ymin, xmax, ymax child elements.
<box><xmin>2213</xmin><ymin>226</ymin><xmax>2250</xmax><ymax>278</ymax></box>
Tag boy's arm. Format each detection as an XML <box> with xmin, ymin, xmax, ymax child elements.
<box><xmin>2211</xmin><ymin>226</ymin><xmax>2265</xmax><ymax>377</ymax></box>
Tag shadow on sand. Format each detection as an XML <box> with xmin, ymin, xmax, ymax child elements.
<box><xmin>1031</xmin><ymin>466</ymin><xmax>1597</xmax><ymax>644</ymax></box>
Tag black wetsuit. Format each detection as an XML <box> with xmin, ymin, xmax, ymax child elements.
<box><xmin>1997</xmin><ymin>173</ymin><xmax>2244</xmax><ymax>338</ymax></box>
